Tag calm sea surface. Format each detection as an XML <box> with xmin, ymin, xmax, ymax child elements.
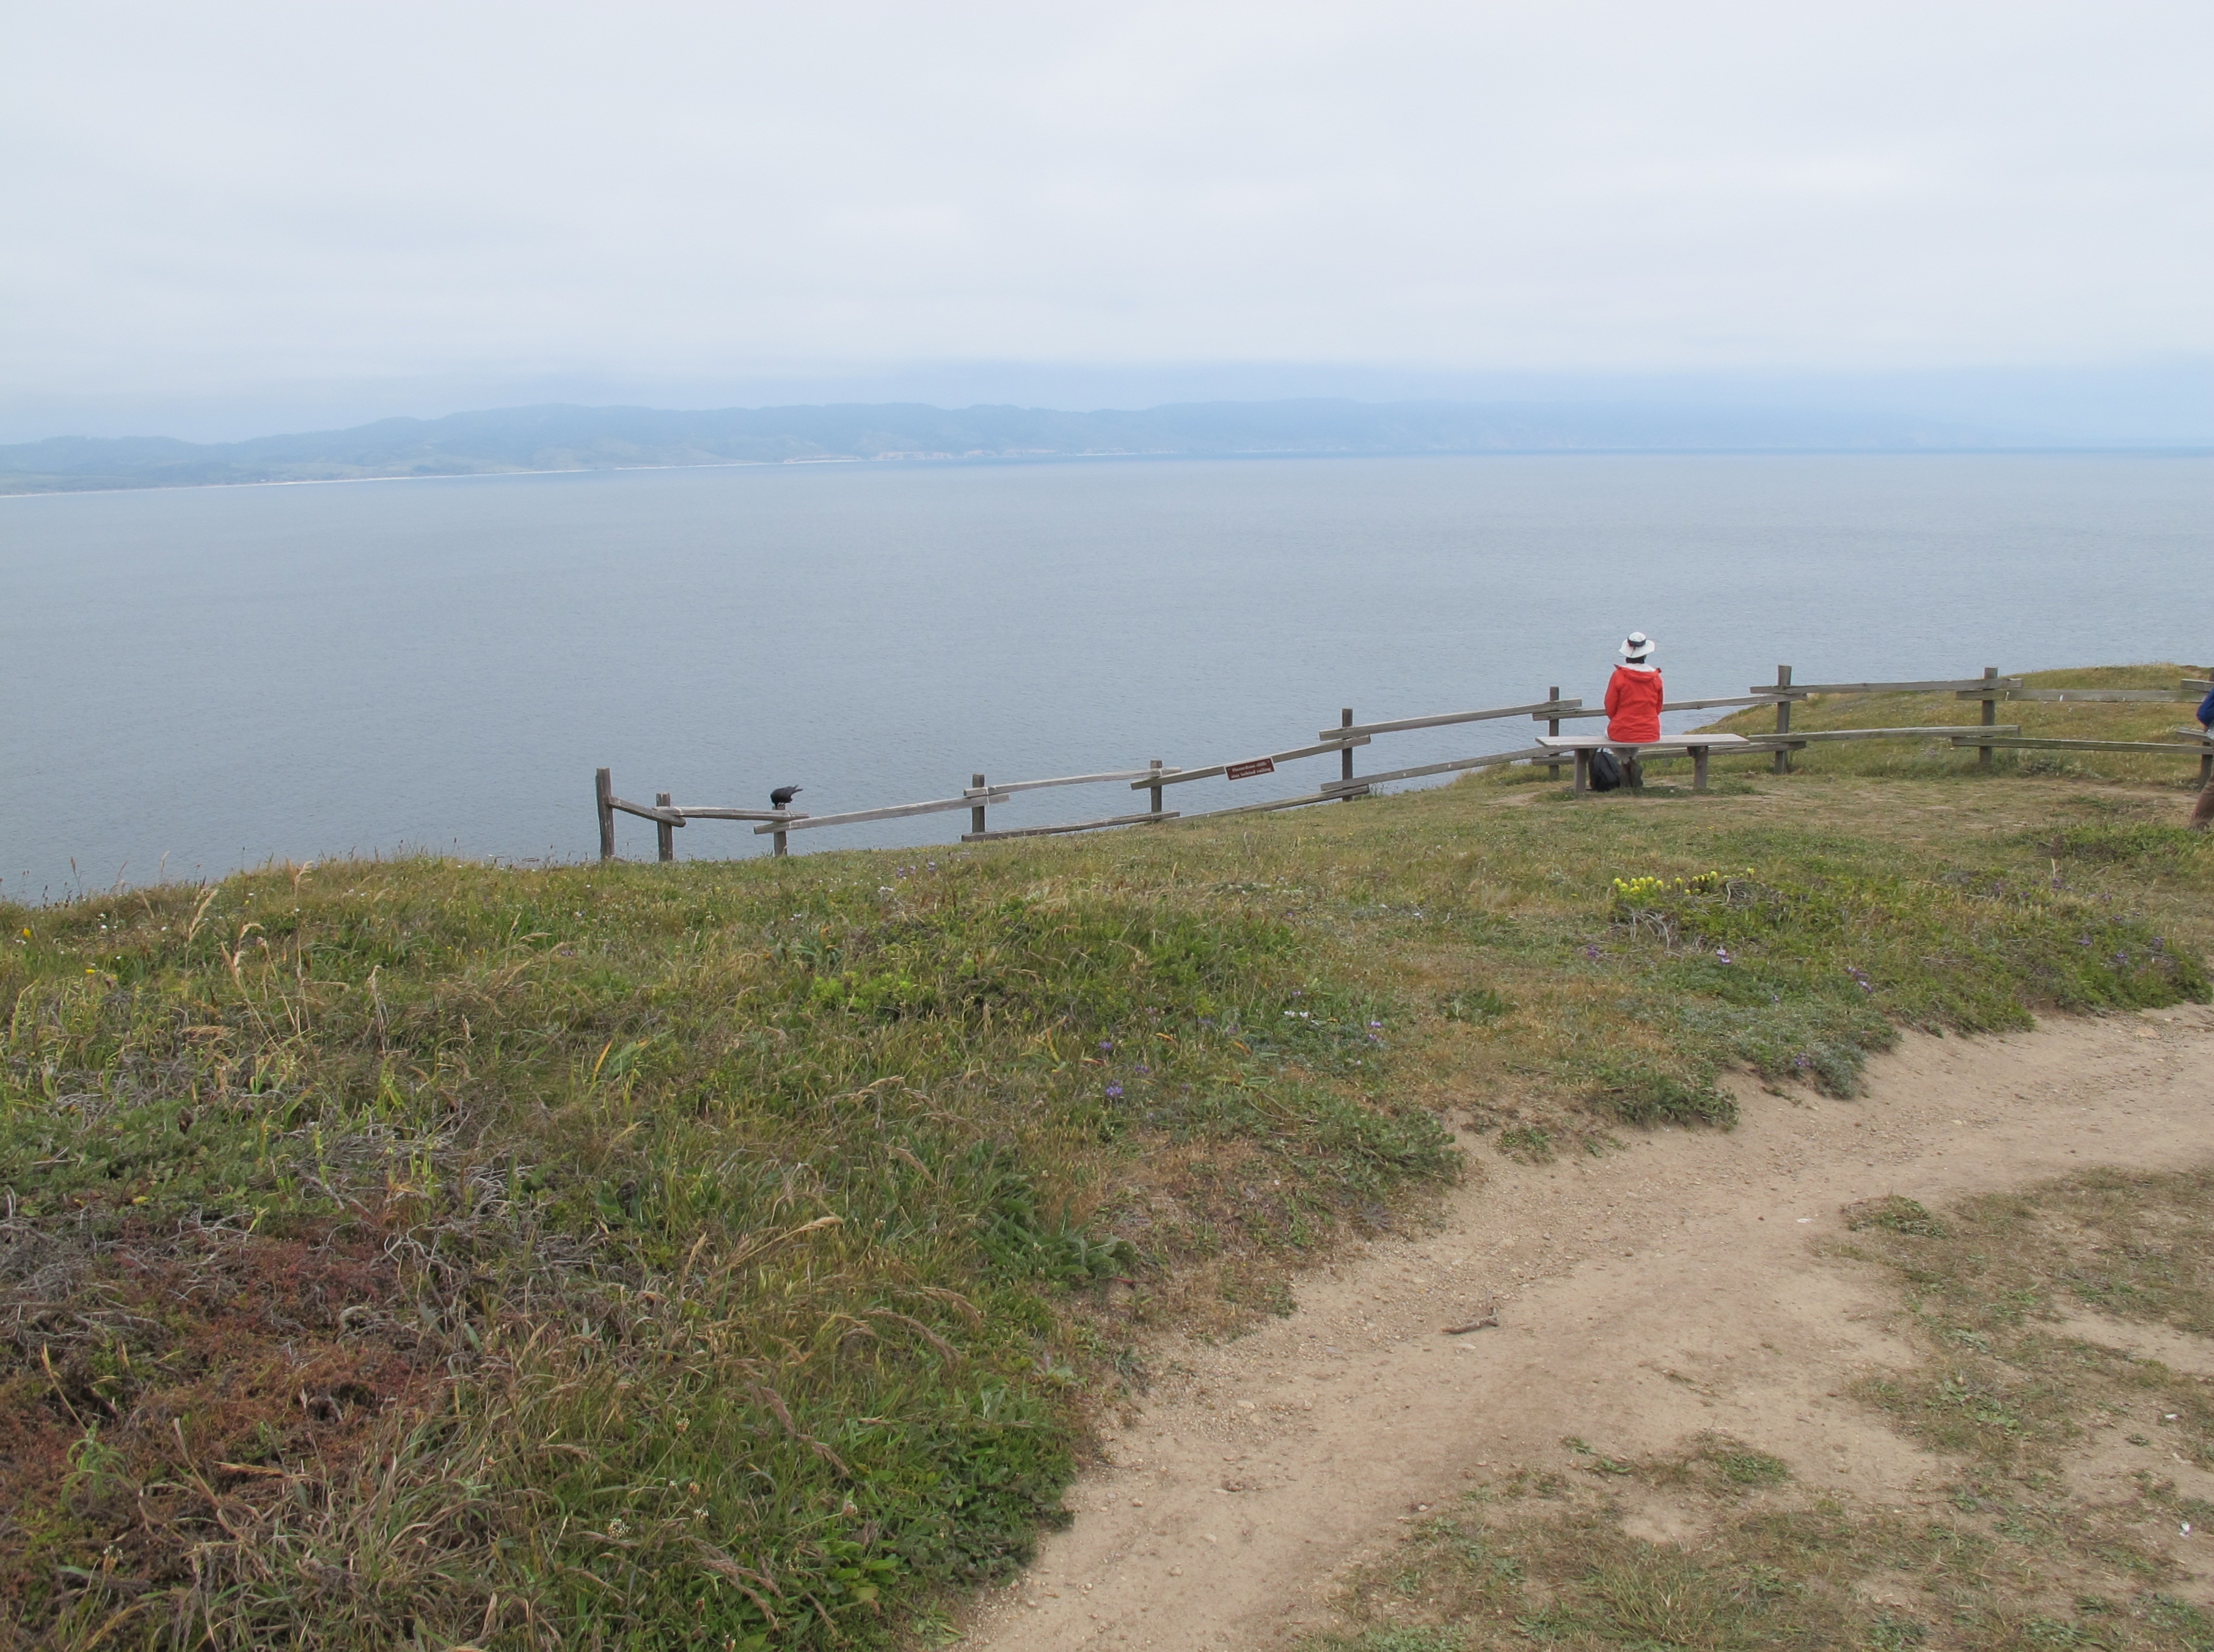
<box><xmin>2</xmin><ymin>453</ymin><xmax>2206</xmax><ymax>899</ymax></box>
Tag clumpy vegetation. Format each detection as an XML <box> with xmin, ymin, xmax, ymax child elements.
<box><xmin>1304</xmin><ymin>1170</ymin><xmax>2214</xmax><ymax>1652</ymax></box>
<box><xmin>4</xmin><ymin>738</ymin><xmax>2210</xmax><ymax>1647</ymax></box>
<box><xmin>1435</xmin><ymin>766</ymin><xmax>2204</xmax><ymax>1148</ymax></box>
<box><xmin>1</xmin><ymin>868</ymin><xmax>1449</xmax><ymax>1648</ymax></box>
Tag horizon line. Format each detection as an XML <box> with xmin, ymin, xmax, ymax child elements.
<box><xmin>7</xmin><ymin>442</ymin><xmax>2212</xmax><ymax>503</ymax></box>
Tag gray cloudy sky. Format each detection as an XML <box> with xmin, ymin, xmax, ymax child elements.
<box><xmin>3</xmin><ymin>2</ymin><xmax>2209</xmax><ymax>438</ymax></box>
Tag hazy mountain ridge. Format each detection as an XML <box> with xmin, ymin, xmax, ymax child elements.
<box><xmin>0</xmin><ymin>397</ymin><xmax>2083</xmax><ymax>494</ymax></box>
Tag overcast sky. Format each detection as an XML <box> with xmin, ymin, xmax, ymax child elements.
<box><xmin>3</xmin><ymin>2</ymin><xmax>2209</xmax><ymax>438</ymax></box>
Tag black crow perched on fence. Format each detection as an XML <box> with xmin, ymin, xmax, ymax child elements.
<box><xmin>770</xmin><ymin>785</ymin><xmax>803</xmax><ymax>810</ymax></box>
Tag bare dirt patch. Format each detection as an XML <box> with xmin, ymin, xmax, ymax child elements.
<box><xmin>962</xmin><ymin>1003</ymin><xmax>2214</xmax><ymax>1650</ymax></box>
<box><xmin>2047</xmin><ymin>1308</ymin><xmax>2214</xmax><ymax>1380</ymax></box>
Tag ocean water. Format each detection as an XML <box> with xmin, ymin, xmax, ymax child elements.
<box><xmin>2</xmin><ymin>452</ymin><xmax>2206</xmax><ymax>899</ymax></box>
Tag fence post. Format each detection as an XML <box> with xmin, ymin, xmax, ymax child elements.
<box><xmin>1149</xmin><ymin>759</ymin><xmax>1164</xmax><ymax>816</ymax></box>
<box><xmin>596</xmin><ymin>768</ymin><xmax>616</xmax><ymax>862</ymax></box>
<box><xmin>971</xmin><ymin>773</ymin><xmax>987</xmax><ymax>837</ymax></box>
<box><xmin>1773</xmin><ymin>665</ymin><xmax>1794</xmax><ymax>774</ymax></box>
<box><xmin>772</xmin><ymin>823</ymin><xmax>789</xmax><ymax>858</ymax></box>
<box><xmin>1340</xmin><ymin>707</ymin><xmax>1355</xmax><ymax>799</ymax></box>
<box><xmin>1978</xmin><ymin>666</ymin><xmax>1998</xmax><ymax>769</ymax></box>
<box><xmin>1547</xmin><ymin>687</ymin><xmax>1562</xmax><ymax>780</ymax></box>
<box><xmin>656</xmin><ymin>792</ymin><xmax>675</xmax><ymax>863</ymax></box>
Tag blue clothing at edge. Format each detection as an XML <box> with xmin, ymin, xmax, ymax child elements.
<box><xmin>2200</xmin><ymin>685</ymin><xmax>2214</xmax><ymax>728</ymax></box>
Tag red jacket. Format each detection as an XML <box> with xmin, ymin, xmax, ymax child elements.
<box><xmin>1604</xmin><ymin>665</ymin><xmax>1664</xmax><ymax>743</ymax></box>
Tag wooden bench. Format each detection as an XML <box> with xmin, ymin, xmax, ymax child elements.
<box><xmin>1536</xmin><ymin>733</ymin><xmax>1753</xmax><ymax>794</ymax></box>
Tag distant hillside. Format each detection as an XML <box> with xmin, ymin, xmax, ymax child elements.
<box><xmin>0</xmin><ymin>397</ymin><xmax>2040</xmax><ymax>494</ymax></box>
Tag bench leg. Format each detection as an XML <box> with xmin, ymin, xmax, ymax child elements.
<box><xmin>1573</xmin><ymin>749</ymin><xmax>1588</xmax><ymax>793</ymax></box>
<box><xmin>1692</xmin><ymin>745</ymin><xmax>1709</xmax><ymax>793</ymax></box>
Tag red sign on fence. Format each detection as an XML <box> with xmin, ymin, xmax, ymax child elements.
<box><xmin>1225</xmin><ymin>758</ymin><xmax>1277</xmax><ymax>781</ymax></box>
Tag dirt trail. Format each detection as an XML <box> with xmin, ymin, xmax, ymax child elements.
<box><xmin>963</xmin><ymin>1004</ymin><xmax>2214</xmax><ymax>1651</ymax></box>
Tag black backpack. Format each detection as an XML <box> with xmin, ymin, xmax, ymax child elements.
<box><xmin>1588</xmin><ymin>748</ymin><xmax>1625</xmax><ymax>792</ymax></box>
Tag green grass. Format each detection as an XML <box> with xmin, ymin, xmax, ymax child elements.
<box><xmin>1436</xmin><ymin>769</ymin><xmax>2206</xmax><ymax>1142</ymax></box>
<box><xmin>4</xmin><ymin>734</ymin><xmax>2211</xmax><ymax>1647</ymax></box>
<box><xmin>1</xmin><ymin>862</ymin><xmax>1454</xmax><ymax>1648</ymax></box>
<box><xmin>1686</xmin><ymin>661</ymin><xmax>2213</xmax><ymax>789</ymax></box>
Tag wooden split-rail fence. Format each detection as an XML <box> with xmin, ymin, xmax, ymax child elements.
<box><xmin>595</xmin><ymin>669</ymin><xmax>2214</xmax><ymax>862</ymax></box>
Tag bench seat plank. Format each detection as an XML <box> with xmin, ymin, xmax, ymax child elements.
<box><xmin>1536</xmin><ymin>733</ymin><xmax>1749</xmax><ymax>794</ymax></box>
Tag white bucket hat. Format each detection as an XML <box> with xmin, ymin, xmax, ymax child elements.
<box><xmin>1620</xmin><ymin>631</ymin><xmax>1655</xmax><ymax>661</ymax></box>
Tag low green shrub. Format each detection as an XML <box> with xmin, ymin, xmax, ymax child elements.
<box><xmin>1585</xmin><ymin>1061</ymin><xmax>1737</xmax><ymax>1129</ymax></box>
<box><xmin>1846</xmin><ymin>1195</ymin><xmax>1952</xmax><ymax>1238</ymax></box>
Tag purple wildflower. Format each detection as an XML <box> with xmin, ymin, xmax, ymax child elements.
<box><xmin>1105</xmin><ymin>1082</ymin><xmax>1123</xmax><ymax>1100</ymax></box>
<box><xmin>1715</xmin><ymin>948</ymin><xmax>1733</xmax><ymax>965</ymax></box>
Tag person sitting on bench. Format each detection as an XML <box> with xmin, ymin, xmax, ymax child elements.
<box><xmin>1605</xmin><ymin>631</ymin><xmax>1664</xmax><ymax>786</ymax></box>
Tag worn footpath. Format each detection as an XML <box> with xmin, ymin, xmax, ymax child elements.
<box><xmin>963</xmin><ymin>1004</ymin><xmax>2214</xmax><ymax>1650</ymax></box>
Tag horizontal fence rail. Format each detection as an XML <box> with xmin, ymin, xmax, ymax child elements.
<box><xmin>751</xmin><ymin>791</ymin><xmax>1014</xmax><ymax>835</ymax></box>
<box><xmin>1321</xmin><ymin>744</ymin><xmax>1554</xmax><ymax>793</ymax></box>
<box><xmin>963</xmin><ymin>809</ymin><xmax>1178</xmax><ymax>842</ymax></box>
<box><xmin>1325</xmin><ymin>698</ymin><xmax>1580</xmax><ymax>742</ymax></box>
<box><xmin>669</xmin><ymin>806</ymin><xmax>800</xmax><ymax>822</ymax></box>
<box><xmin>596</xmin><ymin>663</ymin><xmax>2214</xmax><ymax>861</ymax></box>
<box><xmin>1556</xmin><ymin>693</ymin><xmax>1782</xmax><ymax>720</ymax></box>
<box><xmin>1992</xmin><ymin>687</ymin><xmax>2197</xmax><ymax>704</ymax></box>
<box><xmin>1761</xmin><ymin>676</ymin><xmax>2025</xmax><ymax>698</ymax></box>
<box><xmin>962</xmin><ymin>767</ymin><xmax>1161</xmax><ymax>798</ymax></box>
<box><xmin>1761</xmin><ymin>725</ymin><xmax>2023</xmax><ymax>744</ymax></box>
<box><xmin>1138</xmin><ymin>735</ymin><xmax>1370</xmax><ymax>791</ymax></box>
<box><xmin>1953</xmin><ymin>735</ymin><xmax>2214</xmax><ymax>756</ymax></box>
<box><xmin>1175</xmin><ymin>786</ymin><xmax>1370</xmax><ymax>822</ymax></box>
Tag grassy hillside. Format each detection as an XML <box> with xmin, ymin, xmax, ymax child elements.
<box><xmin>1680</xmin><ymin>661</ymin><xmax>2212</xmax><ymax>788</ymax></box>
<box><xmin>4</xmin><ymin>756</ymin><xmax>2211</xmax><ymax>1648</ymax></box>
